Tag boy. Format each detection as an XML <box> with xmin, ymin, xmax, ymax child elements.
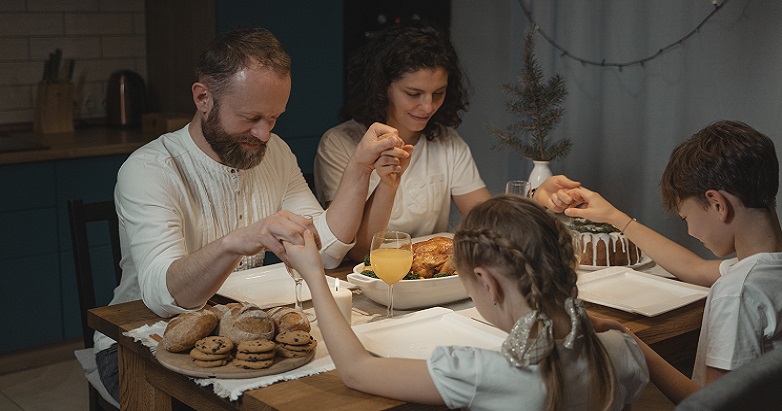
<box><xmin>565</xmin><ymin>120</ymin><xmax>782</xmax><ymax>404</ymax></box>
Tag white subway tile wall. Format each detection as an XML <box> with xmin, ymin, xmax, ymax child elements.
<box><xmin>0</xmin><ymin>0</ymin><xmax>146</xmax><ymax>125</ymax></box>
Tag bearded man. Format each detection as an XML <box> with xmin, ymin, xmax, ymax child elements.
<box><xmin>93</xmin><ymin>28</ymin><xmax>410</xmax><ymax>402</ymax></box>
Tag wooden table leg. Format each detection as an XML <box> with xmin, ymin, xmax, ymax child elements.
<box><xmin>118</xmin><ymin>343</ymin><xmax>174</xmax><ymax>411</ymax></box>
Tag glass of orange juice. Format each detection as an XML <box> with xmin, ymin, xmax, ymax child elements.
<box><xmin>370</xmin><ymin>231</ymin><xmax>413</xmax><ymax>318</ymax></box>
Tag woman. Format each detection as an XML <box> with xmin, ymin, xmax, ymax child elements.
<box><xmin>315</xmin><ymin>23</ymin><xmax>578</xmax><ymax>258</ymax></box>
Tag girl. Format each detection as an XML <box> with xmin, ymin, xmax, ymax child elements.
<box><xmin>284</xmin><ymin>195</ymin><xmax>648</xmax><ymax>410</ymax></box>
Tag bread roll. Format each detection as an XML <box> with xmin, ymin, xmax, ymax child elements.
<box><xmin>208</xmin><ymin>303</ymin><xmax>234</xmax><ymax>319</ymax></box>
<box><xmin>266</xmin><ymin>306</ymin><xmax>311</xmax><ymax>333</ymax></box>
<box><xmin>162</xmin><ymin>309</ymin><xmax>219</xmax><ymax>352</ymax></box>
<box><xmin>217</xmin><ymin>302</ymin><xmax>275</xmax><ymax>343</ymax></box>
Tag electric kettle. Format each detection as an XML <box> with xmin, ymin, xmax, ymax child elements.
<box><xmin>106</xmin><ymin>70</ymin><xmax>146</xmax><ymax>128</ymax></box>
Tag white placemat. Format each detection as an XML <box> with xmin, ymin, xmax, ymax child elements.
<box><xmin>122</xmin><ymin>285</ymin><xmax>476</xmax><ymax>401</ymax></box>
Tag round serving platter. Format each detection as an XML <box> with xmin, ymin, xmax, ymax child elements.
<box><xmin>155</xmin><ymin>344</ymin><xmax>314</xmax><ymax>379</ymax></box>
<box><xmin>578</xmin><ymin>254</ymin><xmax>654</xmax><ymax>271</ymax></box>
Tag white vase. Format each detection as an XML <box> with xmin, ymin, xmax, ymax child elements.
<box><xmin>528</xmin><ymin>161</ymin><xmax>552</xmax><ymax>188</ymax></box>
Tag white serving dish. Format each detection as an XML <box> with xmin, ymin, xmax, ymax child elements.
<box><xmin>576</xmin><ymin>266</ymin><xmax>709</xmax><ymax>317</ymax></box>
<box><xmin>347</xmin><ymin>232</ymin><xmax>468</xmax><ymax>310</ymax></box>
<box><xmin>348</xmin><ymin>263</ymin><xmax>468</xmax><ymax>310</ymax></box>
<box><xmin>352</xmin><ymin>307</ymin><xmax>507</xmax><ymax>359</ymax></box>
<box><xmin>216</xmin><ymin>262</ymin><xmax>346</xmax><ymax>309</ymax></box>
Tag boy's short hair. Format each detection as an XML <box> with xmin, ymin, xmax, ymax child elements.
<box><xmin>661</xmin><ymin>120</ymin><xmax>778</xmax><ymax>211</ymax></box>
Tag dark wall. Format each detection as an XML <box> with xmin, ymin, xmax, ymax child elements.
<box><xmin>215</xmin><ymin>1</ymin><xmax>452</xmax><ymax>174</ymax></box>
<box><xmin>145</xmin><ymin>0</ymin><xmax>216</xmax><ymax>115</ymax></box>
<box><xmin>342</xmin><ymin>0</ymin><xmax>451</xmax><ymax>101</ymax></box>
<box><xmin>217</xmin><ymin>1</ymin><xmax>344</xmax><ymax>174</ymax></box>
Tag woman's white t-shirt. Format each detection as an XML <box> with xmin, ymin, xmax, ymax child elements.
<box><xmin>314</xmin><ymin>120</ymin><xmax>486</xmax><ymax>238</ymax></box>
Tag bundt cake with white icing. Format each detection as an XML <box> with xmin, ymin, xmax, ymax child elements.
<box><xmin>567</xmin><ymin>218</ymin><xmax>642</xmax><ymax>267</ymax></box>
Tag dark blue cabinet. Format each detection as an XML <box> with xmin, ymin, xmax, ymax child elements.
<box><xmin>0</xmin><ymin>154</ymin><xmax>128</xmax><ymax>353</ymax></box>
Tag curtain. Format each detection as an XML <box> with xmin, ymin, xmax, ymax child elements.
<box><xmin>452</xmin><ymin>0</ymin><xmax>782</xmax><ymax>257</ymax></box>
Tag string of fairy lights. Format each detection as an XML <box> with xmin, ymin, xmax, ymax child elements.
<box><xmin>517</xmin><ymin>0</ymin><xmax>731</xmax><ymax>71</ymax></box>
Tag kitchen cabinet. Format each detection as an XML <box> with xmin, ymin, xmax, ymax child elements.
<box><xmin>1</xmin><ymin>0</ymin><xmax>344</xmax><ymax>353</ymax></box>
<box><xmin>0</xmin><ymin>154</ymin><xmax>129</xmax><ymax>353</ymax></box>
<box><xmin>145</xmin><ymin>0</ymin><xmax>215</xmax><ymax>115</ymax></box>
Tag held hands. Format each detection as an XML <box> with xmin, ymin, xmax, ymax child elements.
<box><xmin>282</xmin><ymin>229</ymin><xmax>325</xmax><ymax>283</ymax></box>
<box><xmin>563</xmin><ymin>187</ymin><xmax>630</xmax><ymax>228</ymax></box>
<box><xmin>229</xmin><ymin>210</ymin><xmax>321</xmax><ymax>264</ymax></box>
<box><xmin>375</xmin><ymin>143</ymin><xmax>414</xmax><ymax>187</ymax></box>
<box><xmin>351</xmin><ymin>122</ymin><xmax>411</xmax><ymax>175</ymax></box>
<box><xmin>534</xmin><ymin>175</ymin><xmax>582</xmax><ymax>213</ymax></box>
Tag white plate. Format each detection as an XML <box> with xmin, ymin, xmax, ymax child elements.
<box><xmin>216</xmin><ymin>262</ymin><xmax>347</xmax><ymax>309</ymax></box>
<box><xmin>352</xmin><ymin>307</ymin><xmax>507</xmax><ymax>359</ymax></box>
<box><xmin>576</xmin><ymin>266</ymin><xmax>708</xmax><ymax>317</ymax></box>
<box><xmin>579</xmin><ymin>254</ymin><xmax>654</xmax><ymax>271</ymax></box>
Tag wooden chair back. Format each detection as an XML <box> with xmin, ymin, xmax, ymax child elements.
<box><xmin>67</xmin><ymin>199</ymin><xmax>122</xmax><ymax>348</ymax></box>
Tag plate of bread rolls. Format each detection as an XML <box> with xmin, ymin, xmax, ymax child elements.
<box><xmin>155</xmin><ymin>302</ymin><xmax>317</xmax><ymax>378</ymax></box>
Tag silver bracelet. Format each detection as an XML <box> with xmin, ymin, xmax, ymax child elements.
<box><xmin>621</xmin><ymin>217</ymin><xmax>637</xmax><ymax>233</ymax></box>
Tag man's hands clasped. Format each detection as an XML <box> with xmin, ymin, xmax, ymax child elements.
<box><xmin>228</xmin><ymin>210</ymin><xmax>322</xmax><ymax>264</ymax></box>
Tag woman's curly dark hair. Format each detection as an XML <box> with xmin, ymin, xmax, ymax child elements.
<box><xmin>340</xmin><ymin>22</ymin><xmax>469</xmax><ymax>140</ymax></box>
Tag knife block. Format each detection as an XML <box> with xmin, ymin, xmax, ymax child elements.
<box><xmin>34</xmin><ymin>82</ymin><xmax>75</xmax><ymax>134</ymax></box>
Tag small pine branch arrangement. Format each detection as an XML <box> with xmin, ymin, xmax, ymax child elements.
<box><xmin>488</xmin><ymin>27</ymin><xmax>572</xmax><ymax>162</ymax></box>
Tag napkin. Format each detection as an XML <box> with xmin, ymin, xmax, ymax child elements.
<box><xmin>122</xmin><ymin>310</ymin><xmax>336</xmax><ymax>401</ymax></box>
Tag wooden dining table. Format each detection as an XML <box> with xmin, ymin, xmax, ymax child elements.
<box><xmin>88</xmin><ymin>263</ymin><xmax>705</xmax><ymax>411</ymax></box>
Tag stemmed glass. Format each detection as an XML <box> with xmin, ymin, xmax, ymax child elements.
<box><xmin>370</xmin><ymin>231</ymin><xmax>413</xmax><ymax>318</ymax></box>
<box><xmin>285</xmin><ymin>264</ymin><xmax>307</xmax><ymax>313</ymax></box>
<box><xmin>285</xmin><ymin>214</ymin><xmax>316</xmax><ymax>320</ymax></box>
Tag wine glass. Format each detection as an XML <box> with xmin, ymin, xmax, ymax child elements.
<box><xmin>370</xmin><ymin>231</ymin><xmax>413</xmax><ymax>318</ymax></box>
<box><xmin>286</xmin><ymin>264</ymin><xmax>307</xmax><ymax>312</ymax></box>
<box><xmin>285</xmin><ymin>214</ymin><xmax>316</xmax><ymax>319</ymax></box>
<box><xmin>505</xmin><ymin>180</ymin><xmax>532</xmax><ymax>197</ymax></box>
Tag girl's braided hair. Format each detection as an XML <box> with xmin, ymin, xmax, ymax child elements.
<box><xmin>453</xmin><ymin>195</ymin><xmax>617</xmax><ymax>411</ymax></box>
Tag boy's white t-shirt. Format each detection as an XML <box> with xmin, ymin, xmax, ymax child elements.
<box><xmin>427</xmin><ymin>330</ymin><xmax>649</xmax><ymax>411</ymax></box>
<box><xmin>692</xmin><ymin>252</ymin><xmax>782</xmax><ymax>383</ymax></box>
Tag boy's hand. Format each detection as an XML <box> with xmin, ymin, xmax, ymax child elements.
<box><xmin>564</xmin><ymin>187</ymin><xmax>629</xmax><ymax>228</ymax></box>
<box><xmin>534</xmin><ymin>175</ymin><xmax>582</xmax><ymax>212</ymax></box>
<box><xmin>282</xmin><ymin>230</ymin><xmax>325</xmax><ymax>280</ymax></box>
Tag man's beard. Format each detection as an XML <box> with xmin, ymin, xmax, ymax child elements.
<box><xmin>201</xmin><ymin>104</ymin><xmax>267</xmax><ymax>170</ymax></box>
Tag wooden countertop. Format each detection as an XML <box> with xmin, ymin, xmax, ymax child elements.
<box><xmin>0</xmin><ymin>126</ymin><xmax>157</xmax><ymax>165</ymax></box>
